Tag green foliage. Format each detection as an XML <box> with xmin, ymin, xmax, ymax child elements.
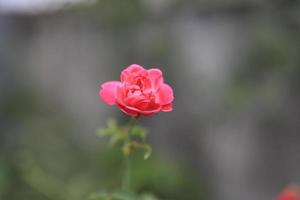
<box><xmin>123</xmin><ymin>142</ymin><xmax>152</xmax><ymax>160</ymax></box>
<box><xmin>91</xmin><ymin>147</ymin><xmax>207</xmax><ymax>200</ymax></box>
<box><xmin>0</xmin><ymin>90</ymin><xmax>207</xmax><ymax>200</ymax></box>
<box><xmin>95</xmin><ymin>118</ymin><xmax>207</xmax><ymax>200</ymax></box>
<box><xmin>98</xmin><ymin>119</ymin><xmax>152</xmax><ymax>160</ymax></box>
<box><xmin>97</xmin><ymin>119</ymin><xmax>127</xmax><ymax>145</ymax></box>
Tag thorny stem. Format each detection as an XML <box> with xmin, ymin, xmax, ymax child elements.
<box><xmin>122</xmin><ymin>116</ymin><xmax>140</xmax><ymax>191</ymax></box>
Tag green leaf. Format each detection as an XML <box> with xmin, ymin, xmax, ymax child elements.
<box><xmin>109</xmin><ymin>132</ymin><xmax>127</xmax><ymax>146</ymax></box>
<box><xmin>97</xmin><ymin>119</ymin><xmax>130</xmax><ymax>146</ymax></box>
<box><xmin>122</xmin><ymin>142</ymin><xmax>152</xmax><ymax>160</ymax></box>
<box><xmin>142</xmin><ymin>144</ymin><xmax>152</xmax><ymax>160</ymax></box>
<box><xmin>122</xmin><ymin>142</ymin><xmax>134</xmax><ymax>157</ymax></box>
<box><xmin>97</xmin><ymin>119</ymin><xmax>119</xmax><ymax>137</ymax></box>
<box><xmin>130</xmin><ymin>125</ymin><xmax>147</xmax><ymax>141</ymax></box>
<box><xmin>97</xmin><ymin>118</ymin><xmax>152</xmax><ymax>159</ymax></box>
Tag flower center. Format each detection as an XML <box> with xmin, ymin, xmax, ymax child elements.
<box><xmin>125</xmin><ymin>76</ymin><xmax>154</xmax><ymax>101</ymax></box>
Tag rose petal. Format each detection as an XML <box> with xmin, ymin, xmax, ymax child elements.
<box><xmin>161</xmin><ymin>103</ymin><xmax>173</xmax><ymax>112</ymax></box>
<box><xmin>135</xmin><ymin>99</ymin><xmax>160</xmax><ymax>112</ymax></box>
<box><xmin>157</xmin><ymin>83</ymin><xmax>174</xmax><ymax>105</ymax></box>
<box><xmin>115</xmin><ymin>86</ymin><xmax>127</xmax><ymax>105</ymax></box>
<box><xmin>117</xmin><ymin>100</ymin><xmax>161</xmax><ymax>116</ymax></box>
<box><xmin>148</xmin><ymin>68</ymin><xmax>163</xmax><ymax>90</ymax></box>
<box><xmin>116</xmin><ymin>103</ymin><xmax>139</xmax><ymax>117</ymax></box>
<box><xmin>99</xmin><ymin>81</ymin><xmax>122</xmax><ymax>105</ymax></box>
<box><xmin>133</xmin><ymin>103</ymin><xmax>161</xmax><ymax>115</ymax></box>
<box><xmin>124</xmin><ymin>94</ymin><xmax>147</xmax><ymax>106</ymax></box>
<box><xmin>120</xmin><ymin>64</ymin><xmax>145</xmax><ymax>83</ymax></box>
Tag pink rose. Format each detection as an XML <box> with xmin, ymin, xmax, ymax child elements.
<box><xmin>99</xmin><ymin>64</ymin><xmax>174</xmax><ymax>117</ymax></box>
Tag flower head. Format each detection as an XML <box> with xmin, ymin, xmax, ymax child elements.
<box><xmin>99</xmin><ymin>64</ymin><xmax>174</xmax><ymax>117</ymax></box>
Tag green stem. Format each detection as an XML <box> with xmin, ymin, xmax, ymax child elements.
<box><xmin>122</xmin><ymin>154</ymin><xmax>131</xmax><ymax>191</ymax></box>
<box><xmin>122</xmin><ymin>116</ymin><xmax>139</xmax><ymax>191</ymax></box>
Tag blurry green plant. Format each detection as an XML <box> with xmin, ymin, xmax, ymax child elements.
<box><xmin>1</xmin><ymin>90</ymin><xmax>206</xmax><ymax>200</ymax></box>
<box><xmin>92</xmin><ymin>118</ymin><xmax>157</xmax><ymax>200</ymax></box>
<box><xmin>90</xmin><ymin>118</ymin><xmax>208</xmax><ymax>200</ymax></box>
<box><xmin>9</xmin><ymin>120</ymin><xmax>205</xmax><ymax>200</ymax></box>
<box><xmin>97</xmin><ymin>119</ymin><xmax>151</xmax><ymax>160</ymax></box>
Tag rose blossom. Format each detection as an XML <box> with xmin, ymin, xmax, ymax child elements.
<box><xmin>99</xmin><ymin>64</ymin><xmax>174</xmax><ymax>117</ymax></box>
<box><xmin>276</xmin><ymin>186</ymin><xmax>300</xmax><ymax>200</ymax></box>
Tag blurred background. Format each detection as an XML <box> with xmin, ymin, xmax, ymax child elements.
<box><xmin>1</xmin><ymin>0</ymin><xmax>300</xmax><ymax>200</ymax></box>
